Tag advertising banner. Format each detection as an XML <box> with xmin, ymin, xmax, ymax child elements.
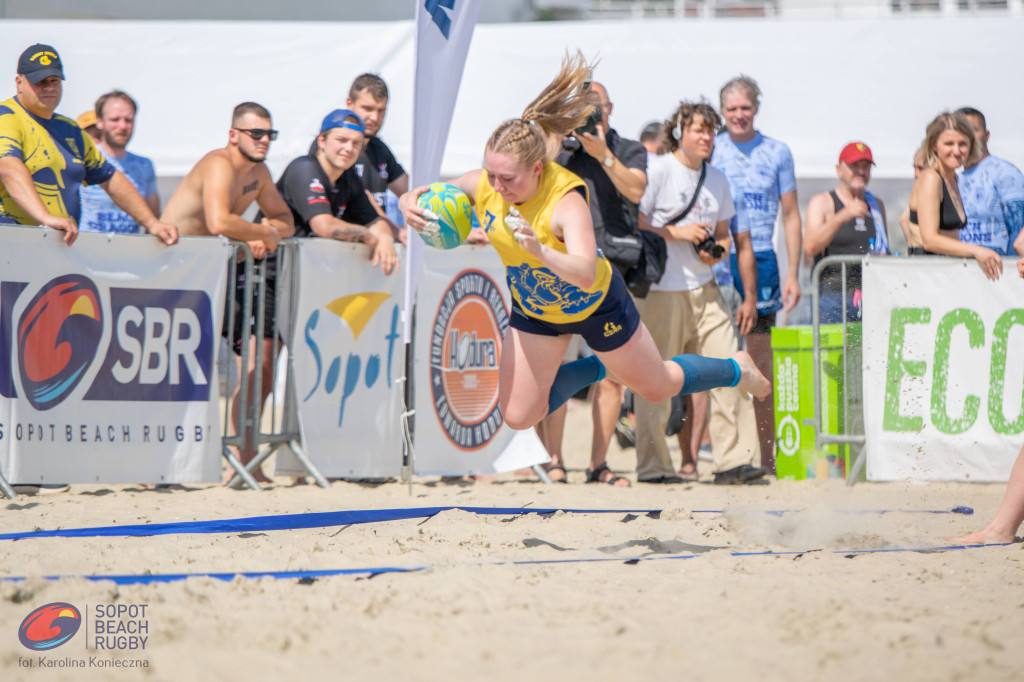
<box><xmin>282</xmin><ymin>240</ymin><xmax>405</xmax><ymax>478</ymax></box>
<box><xmin>0</xmin><ymin>229</ymin><xmax>230</xmax><ymax>483</ymax></box>
<box><xmin>413</xmin><ymin>245</ymin><xmax>548</xmax><ymax>475</ymax></box>
<box><xmin>862</xmin><ymin>258</ymin><xmax>1024</xmax><ymax>481</ymax></box>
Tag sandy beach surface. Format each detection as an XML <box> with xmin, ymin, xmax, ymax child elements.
<box><xmin>2</xmin><ymin>398</ymin><xmax>1022</xmax><ymax>682</ymax></box>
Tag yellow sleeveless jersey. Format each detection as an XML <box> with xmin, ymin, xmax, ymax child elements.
<box><xmin>475</xmin><ymin>162</ymin><xmax>612</xmax><ymax>324</ymax></box>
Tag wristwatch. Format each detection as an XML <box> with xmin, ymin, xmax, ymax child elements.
<box><xmin>602</xmin><ymin>155</ymin><xmax>615</xmax><ymax>168</ymax></box>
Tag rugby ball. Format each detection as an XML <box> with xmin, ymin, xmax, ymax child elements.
<box><xmin>416</xmin><ymin>182</ymin><xmax>473</xmax><ymax>250</ymax></box>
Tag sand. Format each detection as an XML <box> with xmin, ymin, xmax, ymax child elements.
<box><xmin>2</xmin><ymin>398</ymin><xmax>1022</xmax><ymax>682</ymax></box>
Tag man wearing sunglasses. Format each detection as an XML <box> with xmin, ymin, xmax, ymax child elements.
<box><xmin>161</xmin><ymin>101</ymin><xmax>294</xmax><ymax>484</ymax></box>
<box><xmin>0</xmin><ymin>44</ymin><xmax>177</xmax><ymax>246</ymax></box>
<box><xmin>162</xmin><ymin>101</ymin><xmax>292</xmax><ymax>253</ymax></box>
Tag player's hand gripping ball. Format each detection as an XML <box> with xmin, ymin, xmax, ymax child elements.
<box><xmin>416</xmin><ymin>183</ymin><xmax>474</xmax><ymax>249</ymax></box>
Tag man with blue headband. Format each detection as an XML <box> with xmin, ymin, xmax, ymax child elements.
<box><xmin>276</xmin><ymin>109</ymin><xmax>398</xmax><ymax>272</ymax></box>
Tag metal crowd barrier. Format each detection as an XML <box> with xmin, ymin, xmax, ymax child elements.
<box><xmin>808</xmin><ymin>254</ymin><xmax>867</xmax><ymax>486</ymax></box>
<box><xmin>221</xmin><ymin>239</ymin><xmax>328</xmax><ymax>490</ymax></box>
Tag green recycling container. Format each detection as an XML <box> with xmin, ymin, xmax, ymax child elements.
<box><xmin>770</xmin><ymin>323</ymin><xmax>862</xmax><ymax>480</ymax></box>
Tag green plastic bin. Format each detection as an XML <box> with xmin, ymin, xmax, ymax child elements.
<box><xmin>771</xmin><ymin>323</ymin><xmax>862</xmax><ymax>480</ymax></box>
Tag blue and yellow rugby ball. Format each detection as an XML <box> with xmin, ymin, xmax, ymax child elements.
<box><xmin>416</xmin><ymin>183</ymin><xmax>473</xmax><ymax>250</ymax></box>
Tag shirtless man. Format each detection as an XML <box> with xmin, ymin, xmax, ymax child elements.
<box><xmin>162</xmin><ymin>102</ymin><xmax>292</xmax><ymax>249</ymax></box>
<box><xmin>162</xmin><ymin>102</ymin><xmax>294</xmax><ymax>484</ymax></box>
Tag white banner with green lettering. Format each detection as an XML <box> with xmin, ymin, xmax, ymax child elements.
<box><xmin>862</xmin><ymin>258</ymin><xmax>1024</xmax><ymax>481</ymax></box>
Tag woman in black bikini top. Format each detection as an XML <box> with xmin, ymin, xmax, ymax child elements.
<box><xmin>908</xmin><ymin>111</ymin><xmax>1003</xmax><ymax>280</ymax></box>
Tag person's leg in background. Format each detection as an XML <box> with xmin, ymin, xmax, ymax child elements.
<box><xmin>633</xmin><ymin>291</ymin><xmax>687</xmax><ymax>483</ymax></box>
<box><xmin>745</xmin><ymin>313</ymin><xmax>776</xmax><ymax>473</ymax></box>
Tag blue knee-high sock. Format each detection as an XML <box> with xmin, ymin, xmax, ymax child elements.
<box><xmin>547</xmin><ymin>356</ymin><xmax>606</xmax><ymax>415</ymax></box>
<box><xmin>671</xmin><ymin>355</ymin><xmax>741</xmax><ymax>395</ymax></box>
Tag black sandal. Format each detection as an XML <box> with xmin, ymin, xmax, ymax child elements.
<box><xmin>544</xmin><ymin>465</ymin><xmax>568</xmax><ymax>483</ymax></box>
<box><xmin>585</xmin><ymin>463</ymin><xmax>631</xmax><ymax>487</ymax></box>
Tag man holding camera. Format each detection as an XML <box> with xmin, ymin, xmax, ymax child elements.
<box><xmin>635</xmin><ymin>100</ymin><xmax>764</xmax><ymax>485</ymax></box>
<box><xmin>544</xmin><ymin>80</ymin><xmax>647</xmax><ymax>485</ymax></box>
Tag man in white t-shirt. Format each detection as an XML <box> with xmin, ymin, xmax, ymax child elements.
<box><xmin>635</xmin><ymin>100</ymin><xmax>764</xmax><ymax>485</ymax></box>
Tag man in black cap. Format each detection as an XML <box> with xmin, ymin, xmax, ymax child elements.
<box><xmin>0</xmin><ymin>44</ymin><xmax>176</xmax><ymax>246</ymax></box>
<box><xmin>276</xmin><ymin>109</ymin><xmax>399</xmax><ymax>272</ymax></box>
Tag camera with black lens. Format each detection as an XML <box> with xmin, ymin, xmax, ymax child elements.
<box><xmin>695</xmin><ymin>234</ymin><xmax>725</xmax><ymax>260</ymax></box>
<box><xmin>575</xmin><ymin>106</ymin><xmax>602</xmax><ymax>136</ymax></box>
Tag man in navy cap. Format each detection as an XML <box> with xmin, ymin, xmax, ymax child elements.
<box><xmin>0</xmin><ymin>44</ymin><xmax>176</xmax><ymax>245</ymax></box>
<box><xmin>276</xmin><ymin>109</ymin><xmax>398</xmax><ymax>272</ymax></box>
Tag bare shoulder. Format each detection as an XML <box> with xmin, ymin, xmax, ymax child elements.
<box><xmin>916</xmin><ymin>167</ymin><xmax>941</xmax><ymax>191</ymax></box>
<box><xmin>807</xmin><ymin>191</ymin><xmax>833</xmax><ymax>215</ymax></box>
<box><xmin>194</xmin><ymin>149</ymin><xmax>235</xmax><ymax>179</ymax></box>
<box><xmin>552</xmin><ymin>186</ymin><xmax>591</xmax><ymax>232</ymax></box>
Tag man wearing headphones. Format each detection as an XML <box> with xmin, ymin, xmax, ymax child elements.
<box><xmin>634</xmin><ymin>100</ymin><xmax>764</xmax><ymax>486</ymax></box>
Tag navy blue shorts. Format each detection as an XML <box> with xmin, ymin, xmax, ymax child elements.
<box><xmin>509</xmin><ymin>271</ymin><xmax>641</xmax><ymax>352</ymax></box>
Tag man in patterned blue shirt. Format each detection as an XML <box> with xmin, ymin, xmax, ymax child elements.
<box><xmin>956</xmin><ymin>107</ymin><xmax>1024</xmax><ymax>256</ymax></box>
<box><xmin>711</xmin><ymin>75</ymin><xmax>803</xmax><ymax>470</ymax></box>
<box><xmin>0</xmin><ymin>44</ymin><xmax>176</xmax><ymax>246</ymax></box>
<box><xmin>80</xmin><ymin>90</ymin><xmax>161</xmax><ymax>234</ymax></box>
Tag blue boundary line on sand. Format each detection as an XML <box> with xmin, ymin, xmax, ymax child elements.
<box><xmin>0</xmin><ymin>543</ymin><xmax>1008</xmax><ymax>586</ymax></box>
<box><xmin>0</xmin><ymin>505</ymin><xmax>973</xmax><ymax>541</ymax></box>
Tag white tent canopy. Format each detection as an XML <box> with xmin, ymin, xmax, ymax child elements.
<box><xmin>0</xmin><ymin>16</ymin><xmax>1020</xmax><ymax>181</ymax></box>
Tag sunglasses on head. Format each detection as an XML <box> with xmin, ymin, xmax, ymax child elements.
<box><xmin>235</xmin><ymin>127</ymin><xmax>279</xmax><ymax>141</ymax></box>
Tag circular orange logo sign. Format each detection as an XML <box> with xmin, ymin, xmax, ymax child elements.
<box><xmin>430</xmin><ymin>270</ymin><xmax>509</xmax><ymax>449</ymax></box>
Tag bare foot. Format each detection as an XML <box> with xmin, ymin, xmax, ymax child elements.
<box><xmin>945</xmin><ymin>527</ymin><xmax>1016</xmax><ymax>544</ymax></box>
<box><xmin>733</xmin><ymin>350</ymin><xmax>772</xmax><ymax>399</ymax></box>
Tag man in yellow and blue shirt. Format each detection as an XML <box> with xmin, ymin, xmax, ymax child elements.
<box><xmin>0</xmin><ymin>44</ymin><xmax>176</xmax><ymax>246</ymax></box>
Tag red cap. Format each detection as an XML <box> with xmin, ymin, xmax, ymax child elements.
<box><xmin>839</xmin><ymin>142</ymin><xmax>874</xmax><ymax>165</ymax></box>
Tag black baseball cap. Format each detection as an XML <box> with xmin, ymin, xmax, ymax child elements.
<box><xmin>18</xmin><ymin>44</ymin><xmax>64</xmax><ymax>83</ymax></box>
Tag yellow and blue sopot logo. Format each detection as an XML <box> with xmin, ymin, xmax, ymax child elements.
<box><xmin>19</xmin><ymin>603</ymin><xmax>82</xmax><ymax>651</ymax></box>
<box><xmin>416</xmin><ymin>182</ymin><xmax>473</xmax><ymax>250</ymax></box>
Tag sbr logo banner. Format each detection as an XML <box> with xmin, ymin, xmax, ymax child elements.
<box><xmin>86</xmin><ymin>288</ymin><xmax>214</xmax><ymax>402</ymax></box>
<box><xmin>0</xmin><ymin>228</ymin><xmax>229</xmax><ymax>484</ymax></box>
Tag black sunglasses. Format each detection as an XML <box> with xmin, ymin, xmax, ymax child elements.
<box><xmin>235</xmin><ymin>127</ymin><xmax>279</xmax><ymax>141</ymax></box>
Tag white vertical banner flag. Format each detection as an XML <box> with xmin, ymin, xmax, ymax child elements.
<box><xmin>413</xmin><ymin>245</ymin><xmax>549</xmax><ymax>476</ymax></box>
<box><xmin>862</xmin><ymin>258</ymin><xmax>1024</xmax><ymax>481</ymax></box>
<box><xmin>405</xmin><ymin>0</ymin><xmax>483</xmax><ymax>342</ymax></box>
<box><xmin>280</xmin><ymin>240</ymin><xmax>405</xmax><ymax>479</ymax></box>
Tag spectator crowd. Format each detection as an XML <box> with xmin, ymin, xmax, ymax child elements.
<box><xmin>2</xmin><ymin>43</ymin><xmax>1022</xmax><ymax>488</ymax></box>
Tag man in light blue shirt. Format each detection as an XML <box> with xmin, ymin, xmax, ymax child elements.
<box><xmin>711</xmin><ymin>75</ymin><xmax>803</xmax><ymax>472</ymax></box>
<box><xmin>79</xmin><ymin>90</ymin><xmax>160</xmax><ymax>234</ymax></box>
<box><xmin>957</xmin><ymin>107</ymin><xmax>1024</xmax><ymax>256</ymax></box>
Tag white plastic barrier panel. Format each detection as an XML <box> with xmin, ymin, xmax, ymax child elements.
<box><xmin>862</xmin><ymin>258</ymin><xmax>1024</xmax><ymax>481</ymax></box>
<box><xmin>282</xmin><ymin>240</ymin><xmax>405</xmax><ymax>478</ymax></box>
<box><xmin>413</xmin><ymin>245</ymin><xmax>548</xmax><ymax>476</ymax></box>
<box><xmin>0</xmin><ymin>228</ymin><xmax>230</xmax><ymax>483</ymax></box>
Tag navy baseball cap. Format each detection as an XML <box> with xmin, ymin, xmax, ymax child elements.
<box><xmin>320</xmin><ymin>109</ymin><xmax>365</xmax><ymax>135</ymax></box>
<box><xmin>18</xmin><ymin>44</ymin><xmax>65</xmax><ymax>83</ymax></box>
